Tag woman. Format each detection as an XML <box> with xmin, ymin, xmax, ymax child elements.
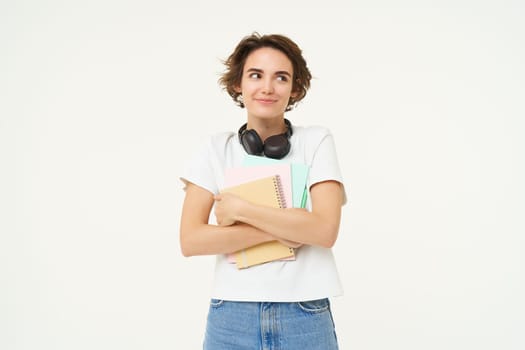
<box><xmin>180</xmin><ymin>32</ymin><xmax>346</xmax><ymax>350</ymax></box>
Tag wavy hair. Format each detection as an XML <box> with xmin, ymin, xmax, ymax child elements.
<box><xmin>218</xmin><ymin>33</ymin><xmax>312</xmax><ymax>111</ymax></box>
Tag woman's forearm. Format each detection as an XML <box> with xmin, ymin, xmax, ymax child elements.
<box><xmin>235</xmin><ymin>206</ymin><xmax>339</xmax><ymax>248</ymax></box>
<box><xmin>215</xmin><ymin>181</ymin><xmax>344</xmax><ymax>248</ymax></box>
<box><xmin>180</xmin><ymin>222</ymin><xmax>275</xmax><ymax>257</ymax></box>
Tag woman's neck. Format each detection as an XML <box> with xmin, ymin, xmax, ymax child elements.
<box><xmin>246</xmin><ymin>116</ymin><xmax>286</xmax><ymax>141</ymax></box>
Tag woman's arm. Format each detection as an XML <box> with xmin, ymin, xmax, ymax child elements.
<box><xmin>180</xmin><ymin>182</ymin><xmax>292</xmax><ymax>257</ymax></box>
<box><xmin>214</xmin><ymin>180</ymin><xmax>344</xmax><ymax>248</ymax></box>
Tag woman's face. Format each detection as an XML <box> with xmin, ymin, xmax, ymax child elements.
<box><xmin>236</xmin><ymin>47</ymin><xmax>296</xmax><ymax>121</ymax></box>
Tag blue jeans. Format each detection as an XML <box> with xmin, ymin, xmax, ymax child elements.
<box><xmin>203</xmin><ymin>298</ymin><xmax>339</xmax><ymax>350</ymax></box>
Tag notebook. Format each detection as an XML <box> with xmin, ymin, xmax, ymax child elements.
<box><xmin>242</xmin><ymin>155</ymin><xmax>310</xmax><ymax>208</ymax></box>
<box><xmin>224</xmin><ymin>163</ymin><xmax>293</xmax><ymax>211</ymax></box>
<box><xmin>223</xmin><ymin>164</ymin><xmax>295</xmax><ymax>264</ymax></box>
<box><xmin>220</xmin><ymin>175</ymin><xmax>295</xmax><ymax>269</ymax></box>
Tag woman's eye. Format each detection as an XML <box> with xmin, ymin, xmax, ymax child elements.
<box><xmin>277</xmin><ymin>75</ymin><xmax>288</xmax><ymax>82</ymax></box>
<box><xmin>249</xmin><ymin>73</ymin><xmax>261</xmax><ymax>79</ymax></box>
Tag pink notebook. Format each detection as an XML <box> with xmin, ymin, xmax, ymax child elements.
<box><xmin>224</xmin><ymin>163</ymin><xmax>293</xmax><ymax>206</ymax></box>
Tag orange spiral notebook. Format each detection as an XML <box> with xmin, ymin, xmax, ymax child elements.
<box><xmin>220</xmin><ymin>175</ymin><xmax>295</xmax><ymax>269</ymax></box>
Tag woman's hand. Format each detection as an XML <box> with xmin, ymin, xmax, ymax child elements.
<box><xmin>214</xmin><ymin>192</ymin><xmax>303</xmax><ymax>248</ymax></box>
<box><xmin>213</xmin><ymin>192</ymin><xmax>247</xmax><ymax>226</ymax></box>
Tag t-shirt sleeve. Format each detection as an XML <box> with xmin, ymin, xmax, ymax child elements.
<box><xmin>180</xmin><ymin>136</ymin><xmax>219</xmax><ymax>195</ymax></box>
<box><xmin>307</xmin><ymin>129</ymin><xmax>347</xmax><ymax>205</ymax></box>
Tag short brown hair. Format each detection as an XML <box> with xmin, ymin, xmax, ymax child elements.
<box><xmin>219</xmin><ymin>33</ymin><xmax>312</xmax><ymax>111</ymax></box>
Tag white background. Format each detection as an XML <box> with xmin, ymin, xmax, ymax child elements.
<box><xmin>1</xmin><ymin>1</ymin><xmax>524</xmax><ymax>349</ymax></box>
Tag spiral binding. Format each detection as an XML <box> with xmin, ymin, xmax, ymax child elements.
<box><xmin>272</xmin><ymin>174</ymin><xmax>287</xmax><ymax>209</ymax></box>
<box><xmin>272</xmin><ymin>175</ymin><xmax>294</xmax><ymax>256</ymax></box>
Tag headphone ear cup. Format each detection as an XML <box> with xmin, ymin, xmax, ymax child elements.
<box><xmin>240</xmin><ymin>129</ymin><xmax>264</xmax><ymax>155</ymax></box>
<box><xmin>263</xmin><ymin>134</ymin><xmax>291</xmax><ymax>159</ymax></box>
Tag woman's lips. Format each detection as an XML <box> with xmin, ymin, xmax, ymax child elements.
<box><xmin>255</xmin><ymin>98</ymin><xmax>277</xmax><ymax>104</ymax></box>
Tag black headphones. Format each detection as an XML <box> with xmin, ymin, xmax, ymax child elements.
<box><xmin>238</xmin><ymin>118</ymin><xmax>293</xmax><ymax>159</ymax></box>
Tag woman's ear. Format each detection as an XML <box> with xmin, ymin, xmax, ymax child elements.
<box><xmin>291</xmin><ymin>80</ymin><xmax>300</xmax><ymax>99</ymax></box>
<box><xmin>234</xmin><ymin>85</ymin><xmax>242</xmax><ymax>93</ymax></box>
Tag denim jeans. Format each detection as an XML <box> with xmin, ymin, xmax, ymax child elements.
<box><xmin>203</xmin><ymin>298</ymin><xmax>339</xmax><ymax>350</ymax></box>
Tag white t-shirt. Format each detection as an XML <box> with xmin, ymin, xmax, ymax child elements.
<box><xmin>181</xmin><ymin>125</ymin><xmax>346</xmax><ymax>302</ymax></box>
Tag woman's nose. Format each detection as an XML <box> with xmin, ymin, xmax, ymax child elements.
<box><xmin>261</xmin><ymin>78</ymin><xmax>274</xmax><ymax>94</ymax></box>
